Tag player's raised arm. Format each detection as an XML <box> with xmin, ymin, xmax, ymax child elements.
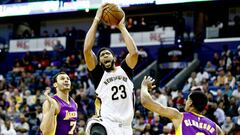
<box><xmin>140</xmin><ymin>76</ymin><xmax>182</xmax><ymax>121</ymax></box>
<box><xmin>40</xmin><ymin>89</ymin><xmax>59</xmax><ymax>135</ymax></box>
<box><xmin>116</xmin><ymin>16</ymin><xmax>138</xmax><ymax>69</ymax></box>
<box><xmin>84</xmin><ymin>3</ymin><xmax>109</xmax><ymax>71</ymax></box>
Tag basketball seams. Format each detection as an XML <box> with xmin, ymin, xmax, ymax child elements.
<box><xmin>107</xmin><ymin>10</ymin><xmax>123</xmax><ymax>23</ymax></box>
<box><xmin>101</xmin><ymin>4</ymin><xmax>124</xmax><ymax>25</ymax></box>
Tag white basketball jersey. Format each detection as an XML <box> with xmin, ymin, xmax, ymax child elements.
<box><xmin>95</xmin><ymin>66</ymin><xmax>134</xmax><ymax>125</ymax></box>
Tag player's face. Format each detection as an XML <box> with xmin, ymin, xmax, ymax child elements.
<box><xmin>55</xmin><ymin>74</ymin><xmax>71</xmax><ymax>91</ymax></box>
<box><xmin>99</xmin><ymin>50</ymin><xmax>115</xmax><ymax>69</ymax></box>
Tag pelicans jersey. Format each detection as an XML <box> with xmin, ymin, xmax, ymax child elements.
<box><xmin>86</xmin><ymin>61</ymin><xmax>134</xmax><ymax>135</ymax></box>
<box><xmin>95</xmin><ymin>66</ymin><xmax>134</xmax><ymax>125</ymax></box>
<box><xmin>52</xmin><ymin>95</ymin><xmax>78</xmax><ymax>135</ymax></box>
<box><xmin>176</xmin><ymin>112</ymin><xmax>217</xmax><ymax>135</ymax></box>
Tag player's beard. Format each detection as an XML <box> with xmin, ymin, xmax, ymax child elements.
<box><xmin>101</xmin><ymin>60</ymin><xmax>115</xmax><ymax>72</ymax></box>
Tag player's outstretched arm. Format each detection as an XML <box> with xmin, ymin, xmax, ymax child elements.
<box><xmin>116</xmin><ymin>16</ymin><xmax>138</xmax><ymax>69</ymax></box>
<box><xmin>40</xmin><ymin>89</ymin><xmax>59</xmax><ymax>135</ymax></box>
<box><xmin>140</xmin><ymin>76</ymin><xmax>182</xmax><ymax>121</ymax></box>
<box><xmin>84</xmin><ymin>3</ymin><xmax>109</xmax><ymax>71</ymax></box>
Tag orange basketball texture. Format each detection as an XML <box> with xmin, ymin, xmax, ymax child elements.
<box><xmin>102</xmin><ymin>4</ymin><xmax>124</xmax><ymax>26</ymax></box>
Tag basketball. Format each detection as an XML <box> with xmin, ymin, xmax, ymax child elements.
<box><xmin>102</xmin><ymin>3</ymin><xmax>124</xmax><ymax>26</ymax></box>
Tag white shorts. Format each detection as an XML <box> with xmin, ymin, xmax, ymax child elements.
<box><xmin>85</xmin><ymin>117</ymin><xmax>133</xmax><ymax>135</ymax></box>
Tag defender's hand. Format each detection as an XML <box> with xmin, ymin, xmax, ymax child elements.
<box><xmin>141</xmin><ymin>76</ymin><xmax>156</xmax><ymax>90</ymax></box>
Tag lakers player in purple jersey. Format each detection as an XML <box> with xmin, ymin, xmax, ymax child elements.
<box><xmin>40</xmin><ymin>72</ymin><xmax>78</xmax><ymax>135</ymax></box>
<box><xmin>140</xmin><ymin>76</ymin><xmax>224</xmax><ymax>135</ymax></box>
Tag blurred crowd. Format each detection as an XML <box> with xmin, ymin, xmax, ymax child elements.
<box><xmin>2</xmin><ymin>41</ymin><xmax>240</xmax><ymax>135</ymax></box>
<box><xmin>0</xmin><ymin>41</ymin><xmax>152</xmax><ymax>135</ymax></box>
<box><xmin>180</xmin><ymin>45</ymin><xmax>240</xmax><ymax>134</ymax></box>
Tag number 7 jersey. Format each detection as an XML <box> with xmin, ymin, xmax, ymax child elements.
<box><xmin>52</xmin><ymin>95</ymin><xmax>78</xmax><ymax>135</ymax></box>
<box><xmin>95</xmin><ymin>66</ymin><xmax>134</xmax><ymax>126</ymax></box>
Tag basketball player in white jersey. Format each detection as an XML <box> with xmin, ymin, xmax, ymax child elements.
<box><xmin>84</xmin><ymin>3</ymin><xmax>138</xmax><ymax>135</ymax></box>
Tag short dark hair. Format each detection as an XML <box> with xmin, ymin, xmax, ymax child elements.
<box><xmin>189</xmin><ymin>91</ymin><xmax>208</xmax><ymax>112</ymax></box>
<box><xmin>52</xmin><ymin>72</ymin><xmax>67</xmax><ymax>83</ymax></box>
<box><xmin>96</xmin><ymin>47</ymin><xmax>115</xmax><ymax>62</ymax></box>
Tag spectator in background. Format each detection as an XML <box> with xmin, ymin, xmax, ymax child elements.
<box><xmin>232</xmin><ymin>83</ymin><xmax>240</xmax><ymax>104</ymax></box>
<box><xmin>22</xmin><ymin>51</ymin><xmax>32</xmax><ymax>63</ymax></box>
<box><xmin>127</xmin><ymin>17</ymin><xmax>138</xmax><ymax>31</ymax></box>
<box><xmin>153</xmin><ymin>89</ymin><xmax>168</xmax><ymax>108</ymax></box>
<box><xmin>232</xmin><ymin>107</ymin><xmax>240</xmax><ymax>129</ymax></box>
<box><xmin>221</xmin><ymin>116</ymin><xmax>234</xmax><ymax>134</ymax></box>
<box><xmin>133</xmin><ymin>115</ymin><xmax>146</xmax><ymax>135</ymax></box>
<box><xmin>204</xmin><ymin>61</ymin><xmax>217</xmax><ymax>76</ymax></box>
<box><xmin>227</xmin><ymin>96</ymin><xmax>239</xmax><ymax>117</ymax></box>
<box><xmin>187</xmin><ymin>72</ymin><xmax>200</xmax><ymax>86</ymax></box>
<box><xmin>150</xmin><ymin>115</ymin><xmax>163</xmax><ymax>135</ymax></box>
<box><xmin>213</xmin><ymin>52</ymin><xmax>220</xmax><ymax>67</ymax></box>
<box><xmin>196</xmin><ymin>67</ymin><xmax>209</xmax><ymax>82</ymax></box>
<box><xmin>38</xmin><ymin>49</ymin><xmax>50</xmax><ymax>70</ymax></box>
<box><xmin>63</xmin><ymin>27</ymin><xmax>70</xmax><ymax>37</ymax></box>
<box><xmin>139</xmin><ymin>17</ymin><xmax>149</xmax><ymax>31</ymax></box>
<box><xmin>172</xmin><ymin>91</ymin><xmax>185</xmax><ymax>111</ymax></box>
<box><xmin>14</xmin><ymin>114</ymin><xmax>29</xmax><ymax>135</ymax></box>
<box><xmin>52</xmin><ymin>29</ymin><xmax>61</xmax><ymax>37</ymax></box>
<box><xmin>213</xmin><ymin>101</ymin><xmax>226</xmax><ymax>126</ymax></box>
<box><xmin>231</xmin><ymin>56</ymin><xmax>240</xmax><ymax>76</ymax></box>
<box><xmin>0</xmin><ymin>75</ymin><xmax>6</xmax><ymax>92</ymax></box>
<box><xmin>225</xmin><ymin>71</ymin><xmax>236</xmax><ymax>89</ymax></box>
<box><xmin>42</xmin><ymin>30</ymin><xmax>49</xmax><ymax>37</ymax></box>
<box><xmin>28</xmin><ymin>112</ymin><xmax>40</xmax><ymax>135</ymax></box>
<box><xmin>65</xmin><ymin>54</ymin><xmax>79</xmax><ymax>71</ymax></box>
<box><xmin>138</xmin><ymin>47</ymin><xmax>148</xmax><ymax>61</ymax></box>
<box><xmin>222</xmin><ymin>83</ymin><xmax>233</xmax><ymax>97</ymax></box>
<box><xmin>0</xmin><ymin>115</ymin><xmax>17</xmax><ymax>135</ymax></box>
<box><xmin>218</xmin><ymin>58</ymin><xmax>226</xmax><ymax>70</ymax></box>
<box><xmin>217</xmin><ymin>67</ymin><xmax>226</xmax><ymax>87</ymax></box>
<box><xmin>53</xmin><ymin>40</ymin><xmax>65</xmax><ymax>61</ymax></box>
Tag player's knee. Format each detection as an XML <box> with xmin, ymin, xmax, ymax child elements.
<box><xmin>90</xmin><ymin>123</ymin><xmax>107</xmax><ymax>135</ymax></box>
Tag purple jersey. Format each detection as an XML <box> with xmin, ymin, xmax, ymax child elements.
<box><xmin>176</xmin><ymin>112</ymin><xmax>217</xmax><ymax>135</ymax></box>
<box><xmin>52</xmin><ymin>95</ymin><xmax>77</xmax><ymax>135</ymax></box>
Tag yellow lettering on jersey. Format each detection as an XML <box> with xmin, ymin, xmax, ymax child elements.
<box><xmin>184</xmin><ymin>120</ymin><xmax>189</xmax><ymax>126</ymax></box>
<box><xmin>64</xmin><ymin>111</ymin><xmax>77</xmax><ymax>120</ymax></box>
<box><xmin>199</xmin><ymin>123</ymin><xmax>203</xmax><ymax>128</ymax></box>
<box><xmin>210</xmin><ymin>127</ymin><xmax>215</xmax><ymax>133</ymax></box>
<box><xmin>203</xmin><ymin>123</ymin><xmax>207</xmax><ymax>129</ymax></box>
<box><xmin>188</xmin><ymin>119</ymin><xmax>192</xmax><ymax>126</ymax></box>
<box><xmin>192</xmin><ymin>120</ymin><xmax>196</xmax><ymax>127</ymax></box>
<box><xmin>206</xmin><ymin>124</ymin><xmax>211</xmax><ymax>131</ymax></box>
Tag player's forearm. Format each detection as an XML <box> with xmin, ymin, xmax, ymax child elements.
<box><xmin>141</xmin><ymin>85</ymin><xmax>165</xmax><ymax>113</ymax></box>
<box><xmin>84</xmin><ymin>19</ymin><xmax>99</xmax><ymax>53</ymax></box>
<box><xmin>141</xmin><ymin>85</ymin><xmax>155</xmax><ymax>109</ymax></box>
<box><xmin>118</xmin><ymin>25</ymin><xmax>138</xmax><ymax>56</ymax></box>
<box><xmin>40</xmin><ymin>110</ymin><xmax>56</xmax><ymax>135</ymax></box>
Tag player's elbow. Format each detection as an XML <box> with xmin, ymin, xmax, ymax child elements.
<box><xmin>130</xmin><ymin>51</ymin><xmax>138</xmax><ymax>58</ymax></box>
<box><xmin>83</xmin><ymin>45</ymin><xmax>91</xmax><ymax>54</ymax></box>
